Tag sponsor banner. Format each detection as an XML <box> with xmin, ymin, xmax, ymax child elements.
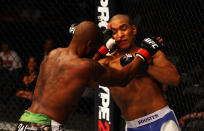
<box><xmin>95</xmin><ymin>0</ymin><xmax>116</xmax><ymax>31</ymax></box>
<box><xmin>95</xmin><ymin>0</ymin><xmax>116</xmax><ymax>130</ymax></box>
<box><xmin>95</xmin><ymin>85</ymin><xmax>113</xmax><ymax>131</ymax></box>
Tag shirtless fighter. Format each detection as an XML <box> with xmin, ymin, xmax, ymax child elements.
<box><xmin>15</xmin><ymin>21</ymin><xmax>162</xmax><ymax>131</ymax></box>
<box><xmin>97</xmin><ymin>14</ymin><xmax>181</xmax><ymax>131</ymax></box>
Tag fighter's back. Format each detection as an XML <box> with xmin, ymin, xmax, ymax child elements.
<box><xmin>28</xmin><ymin>48</ymin><xmax>92</xmax><ymax>123</ymax></box>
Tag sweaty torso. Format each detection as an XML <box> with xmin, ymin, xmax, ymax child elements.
<box><xmin>28</xmin><ymin>48</ymin><xmax>92</xmax><ymax>123</ymax></box>
<box><xmin>101</xmin><ymin>50</ymin><xmax>167</xmax><ymax>121</ymax></box>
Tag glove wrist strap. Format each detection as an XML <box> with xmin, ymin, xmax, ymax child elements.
<box><xmin>135</xmin><ymin>49</ymin><xmax>151</xmax><ymax>62</ymax></box>
<box><xmin>98</xmin><ymin>45</ymin><xmax>109</xmax><ymax>56</ymax></box>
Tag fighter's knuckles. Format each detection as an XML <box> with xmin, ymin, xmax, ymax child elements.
<box><xmin>152</xmin><ymin>37</ymin><xmax>164</xmax><ymax>47</ymax></box>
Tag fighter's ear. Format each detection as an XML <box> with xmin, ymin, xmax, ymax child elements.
<box><xmin>132</xmin><ymin>25</ymin><xmax>137</xmax><ymax>35</ymax></box>
<box><xmin>107</xmin><ymin>23</ymin><xmax>111</xmax><ymax>29</ymax></box>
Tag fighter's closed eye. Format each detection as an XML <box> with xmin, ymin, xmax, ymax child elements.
<box><xmin>111</xmin><ymin>28</ymin><xmax>117</xmax><ymax>34</ymax></box>
<box><xmin>120</xmin><ymin>24</ymin><xmax>128</xmax><ymax>31</ymax></box>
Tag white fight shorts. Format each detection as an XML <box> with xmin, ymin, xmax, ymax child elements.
<box><xmin>125</xmin><ymin>106</ymin><xmax>181</xmax><ymax>131</ymax></box>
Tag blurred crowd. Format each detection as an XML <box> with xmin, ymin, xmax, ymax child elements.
<box><xmin>0</xmin><ymin>39</ymin><xmax>56</xmax><ymax>107</ymax></box>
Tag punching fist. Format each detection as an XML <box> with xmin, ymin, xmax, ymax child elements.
<box><xmin>136</xmin><ymin>37</ymin><xmax>163</xmax><ymax>62</ymax></box>
<box><xmin>120</xmin><ymin>53</ymin><xmax>148</xmax><ymax>71</ymax></box>
<box><xmin>97</xmin><ymin>29</ymin><xmax>116</xmax><ymax>56</ymax></box>
<box><xmin>120</xmin><ymin>54</ymin><xmax>134</xmax><ymax>67</ymax></box>
<box><xmin>103</xmin><ymin>29</ymin><xmax>116</xmax><ymax>51</ymax></box>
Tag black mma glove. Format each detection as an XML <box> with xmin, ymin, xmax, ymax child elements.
<box><xmin>135</xmin><ymin>37</ymin><xmax>163</xmax><ymax>62</ymax></box>
<box><xmin>120</xmin><ymin>53</ymin><xmax>148</xmax><ymax>71</ymax></box>
<box><xmin>97</xmin><ymin>29</ymin><xmax>116</xmax><ymax>56</ymax></box>
<box><xmin>120</xmin><ymin>54</ymin><xmax>134</xmax><ymax>67</ymax></box>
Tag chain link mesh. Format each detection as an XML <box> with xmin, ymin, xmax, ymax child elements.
<box><xmin>0</xmin><ymin>0</ymin><xmax>203</xmax><ymax>131</ymax></box>
<box><xmin>0</xmin><ymin>0</ymin><xmax>95</xmax><ymax>130</ymax></box>
<box><xmin>120</xmin><ymin>0</ymin><xmax>203</xmax><ymax>130</ymax></box>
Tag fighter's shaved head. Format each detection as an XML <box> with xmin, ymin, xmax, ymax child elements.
<box><xmin>109</xmin><ymin>14</ymin><xmax>132</xmax><ymax>25</ymax></box>
<box><xmin>73</xmin><ymin>21</ymin><xmax>103</xmax><ymax>45</ymax></box>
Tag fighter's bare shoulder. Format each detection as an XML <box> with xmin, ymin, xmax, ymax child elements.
<box><xmin>48</xmin><ymin>47</ymin><xmax>64</xmax><ymax>57</ymax></box>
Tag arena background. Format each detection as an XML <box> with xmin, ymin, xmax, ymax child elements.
<box><xmin>0</xmin><ymin>0</ymin><xmax>203</xmax><ymax>131</ymax></box>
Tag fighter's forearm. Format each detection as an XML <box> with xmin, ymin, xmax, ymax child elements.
<box><xmin>99</xmin><ymin>56</ymin><xmax>143</xmax><ymax>87</ymax></box>
<box><xmin>113</xmin><ymin>56</ymin><xmax>144</xmax><ymax>86</ymax></box>
<box><xmin>147</xmin><ymin>64</ymin><xmax>180</xmax><ymax>86</ymax></box>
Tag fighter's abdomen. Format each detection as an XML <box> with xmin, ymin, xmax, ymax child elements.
<box><xmin>110</xmin><ymin>76</ymin><xmax>167</xmax><ymax>121</ymax></box>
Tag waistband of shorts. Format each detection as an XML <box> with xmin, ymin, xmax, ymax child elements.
<box><xmin>126</xmin><ymin>105</ymin><xmax>172</xmax><ymax>128</ymax></box>
<box><xmin>19</xmin><ymin>110</ymin><xmax>51</xmax><ymax>125</ymax></box>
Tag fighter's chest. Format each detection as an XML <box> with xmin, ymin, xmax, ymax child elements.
<box><xmin>108</xmin><ymin>56</ymin><xmax>123</xmax><ymax>70</ymax></box>
<box><xmin>108</xmin><ymin>54</ymin><xmax>147</xmax><ymax>78</ymax></box>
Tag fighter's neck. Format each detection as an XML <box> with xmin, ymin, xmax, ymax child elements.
<box><xmin>115</xmin><ymin>45</ymin><xmax>139</xmax><ymax>55</ymax></box>
<box><xmin>67</xmin><ymin>43</ymin><xmax>85</xmax><ymax>58</ymax></box>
